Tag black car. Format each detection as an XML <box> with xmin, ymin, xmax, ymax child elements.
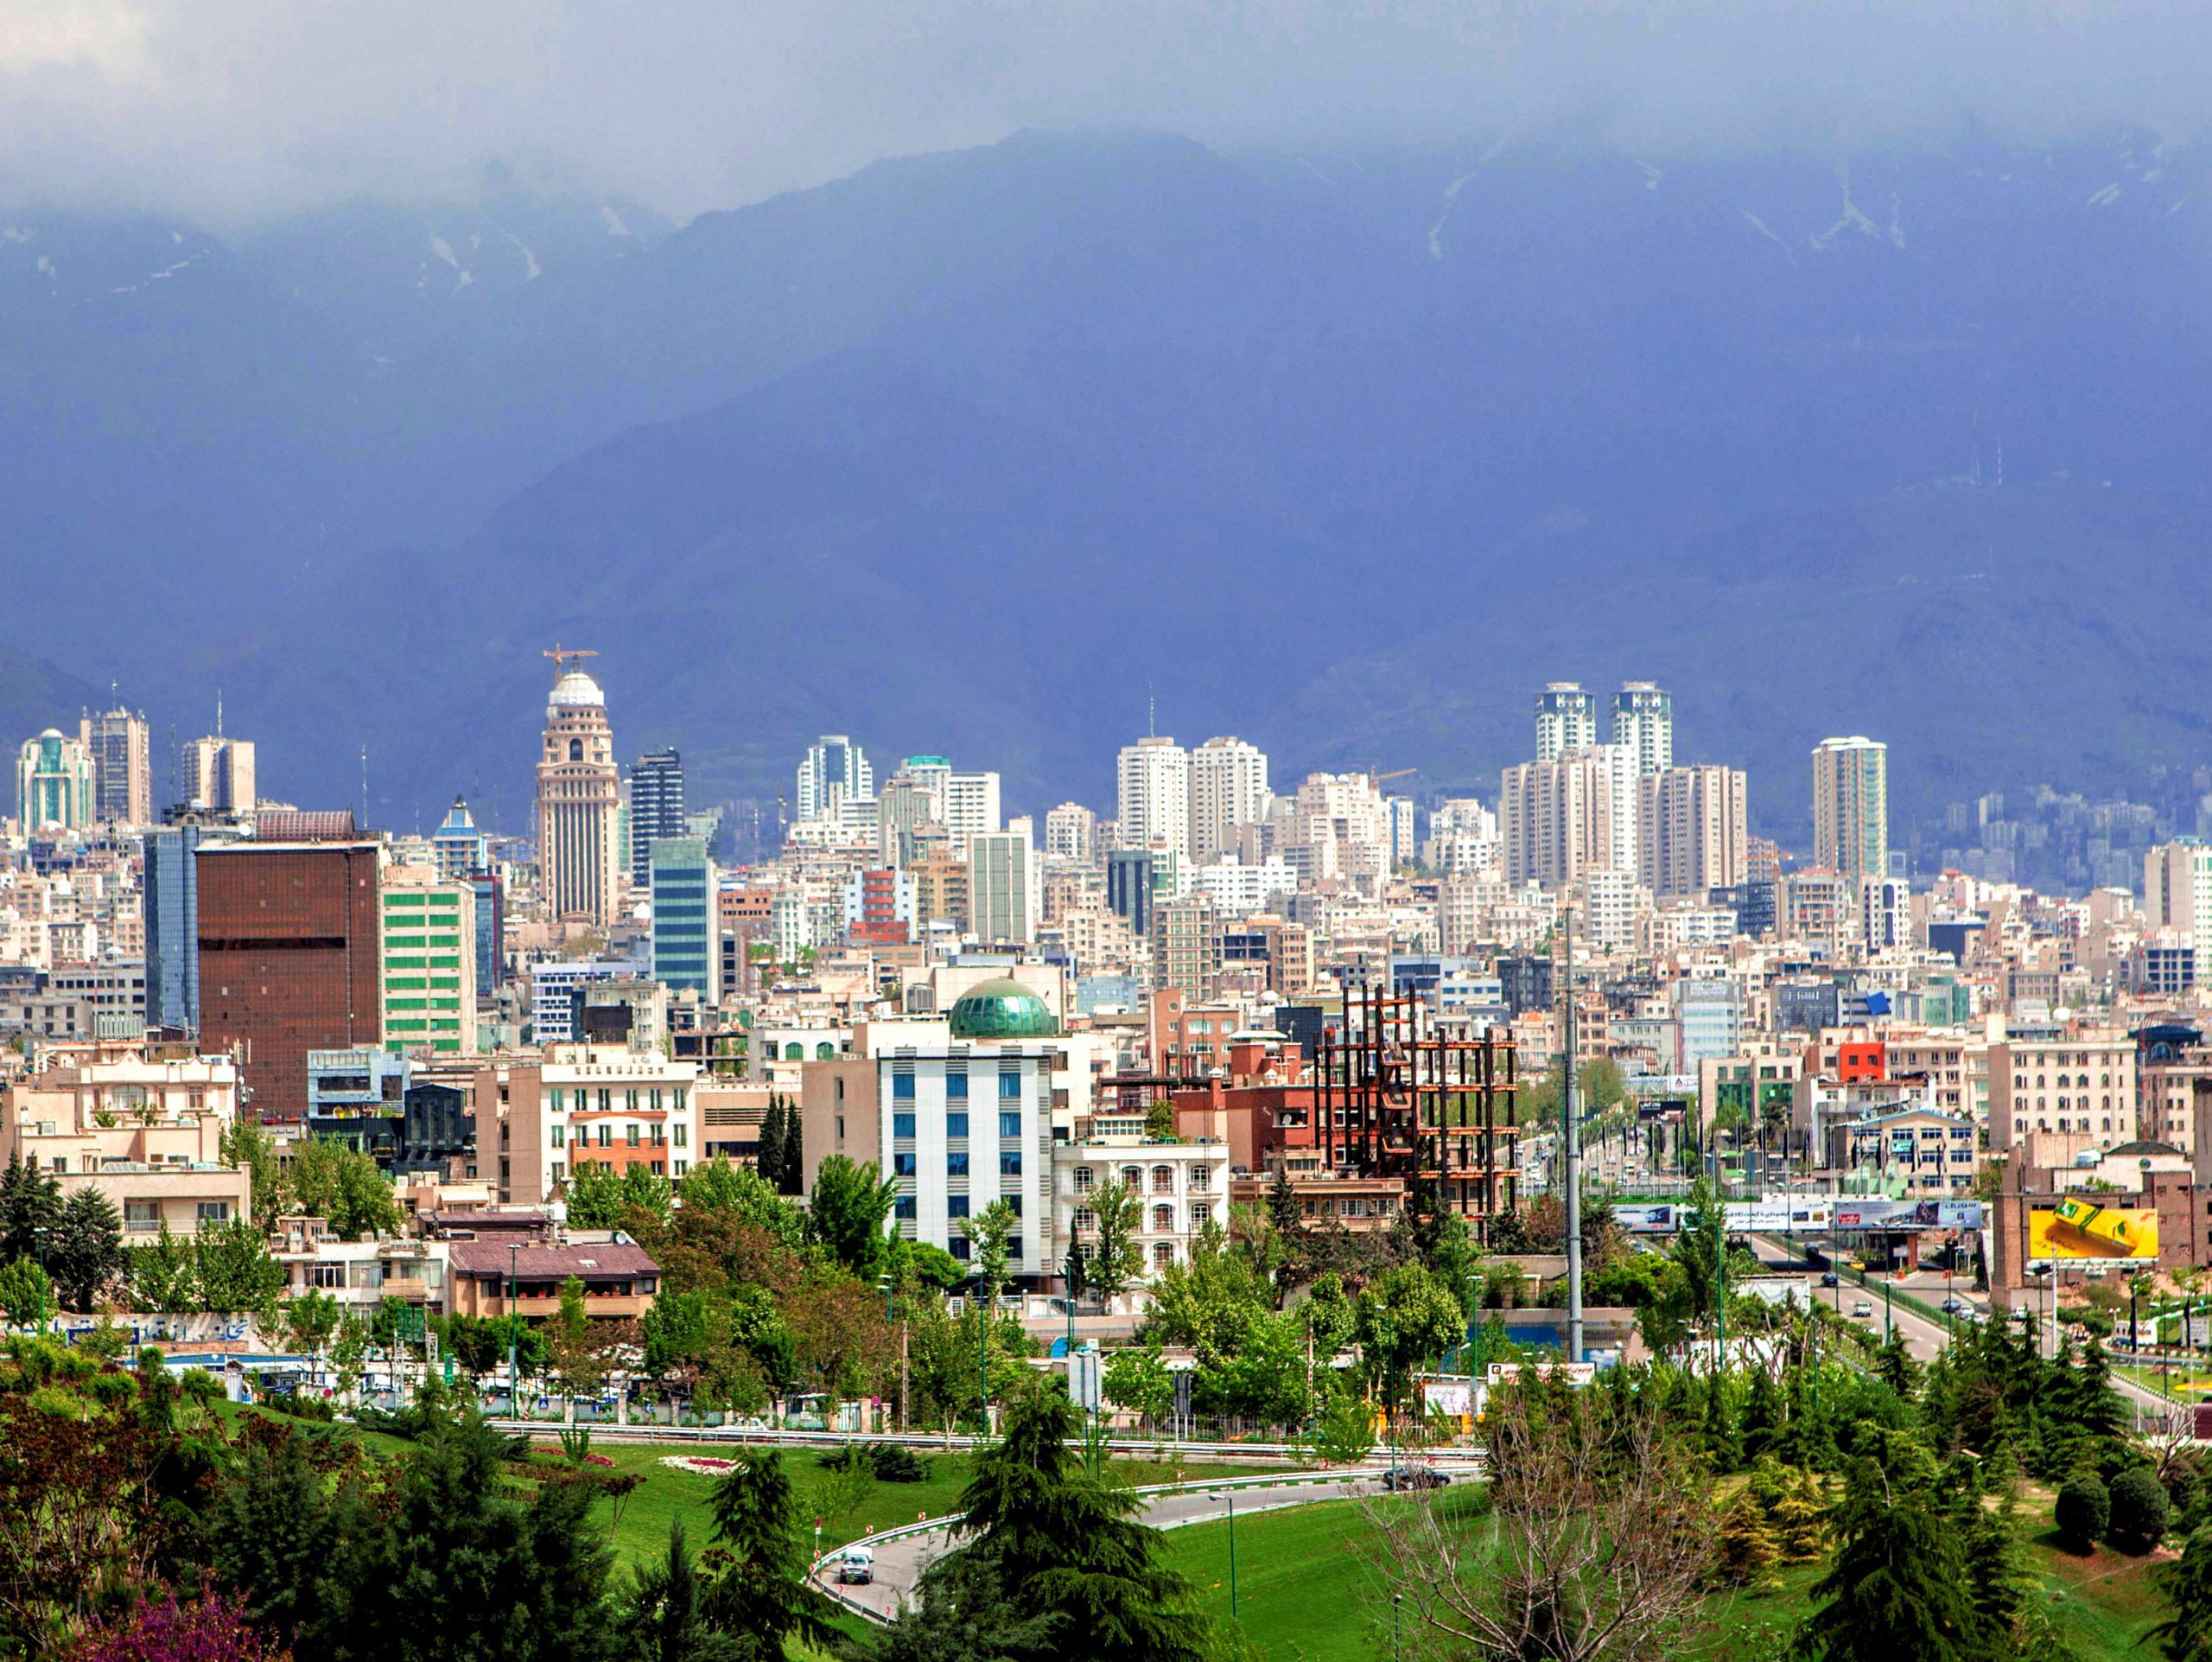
<box><xmin>1382</xmin><ymin>1465</ymin><xmax>1451</xmax><ymax>1492</ymax></box>
<box><xmin>1818</xmin><ymin>1272</ymin><xmax>1840</xmax><ymax>1287</ymax></box>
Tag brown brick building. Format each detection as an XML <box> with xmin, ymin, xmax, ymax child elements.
<box><xmin>197</xmin><ymin>841</ymin><xmax>382</xmax><ymax>1122</ymax></box>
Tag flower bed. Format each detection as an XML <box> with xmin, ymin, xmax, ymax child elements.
<box><xmin>660</xmin><ymin>1455</ymin><xmax>740</xmax><ymax>1476</ymax></box>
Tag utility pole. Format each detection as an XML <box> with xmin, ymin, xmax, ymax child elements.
<box><xmin>1563</xmin><ymin>905</ymin><xmax>1584</xmax><ymax>1364</ymax></box>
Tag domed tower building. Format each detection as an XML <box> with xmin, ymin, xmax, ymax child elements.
<box><xmin>535</xmin><ymin>648</ymin><xmax>621</xmax><ymax>927</ymax></box>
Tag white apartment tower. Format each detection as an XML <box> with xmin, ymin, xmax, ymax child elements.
<box><xmin>2145</xmin><ymin>842</ymin><xmax>2212</xmax><ymax>944</ymax></box>
<box><xmin>1534</xmin><ymin>683</ymin><xmax>1599</xmax><ymax>762</ymax></box>
<box><xmin>1499</xmin><ymin>746</ymin><xmax>1637</xmax><ymax>888</ymax></box>
<box><xmin>1116</xmin><ymin>736</ymin><xmax>1191</xmax><ymax>861</ymax></box>
<box><xmin>1638</xmin><ymin>765</ymin><xmax>1748</xmax><ymax>900</ymax></box>
<box><xmin>1611</xmin><ymin>683</ymin><xmax>1674</xmax><ymax>776</ymax></box>
<box><xmin>944</xmin><ymin>772</ymin><xmax>1003</xmax><ymax>852</ymax></box>
<box><xmin>798</xmin><ymin>736</ymin><xmax>874</xmax><ymax>821</ymax></box>
<box><xmin>1044</xmin><ymin>803</ymin><xmax>1098</xmax><ymax>863</ymax></box>
<box><xmin>1812</xmin><ymin>736</ymin><xmax>1890</xmax><ymax>881</ymax></box>
<box><xmin>1189</xmin><ymin>736</ymin><xmax>1270</xmax><ymax>863</ymax></box>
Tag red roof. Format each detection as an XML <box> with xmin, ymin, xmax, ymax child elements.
<box><xmin>448</xmin><ymin>1240</ymin><xmax>658</xmax><ymax>1284</ymax></box>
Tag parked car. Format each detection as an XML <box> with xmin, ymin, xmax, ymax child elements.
<box><xmin>836</xmin><ymin>1547</ymin><xmax>874</xmax><ymax>1585</ymax></box>
<box><xmin>1382</xmin><ymin>1466</ymin><xmax>1451</xmax><ymax>1492</ymax></box>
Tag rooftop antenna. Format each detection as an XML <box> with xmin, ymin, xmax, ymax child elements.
<box><xmin>214</xmin><ymin>689</ymin><xmax>224</xmax><ymax>740</ymax></box>
<box><xmin>1147</xmin><ymin>683</ymin><xmax>1156</xmax><ymax>739</ymax></box>
<box><xmin>360</xmin><ymin>746</ymin><xmax>369</xmax><ymax>825</ymax></box>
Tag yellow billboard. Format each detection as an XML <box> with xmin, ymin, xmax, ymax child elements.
<box><xmin>2029</xmin><ymin>1199</ymin><xmax>2159</xmax><ymax>1262</ymax></box>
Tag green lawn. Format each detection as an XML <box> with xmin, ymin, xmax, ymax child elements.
<box><xmin>1165</xmin><ymin>1494</ymin><xmax>2171</xmax><ymax>1662</ymax></box>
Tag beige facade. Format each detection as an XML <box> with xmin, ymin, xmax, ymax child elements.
<box><xmin>493</xmin><ymin>1043</ymin><xmax>702</xmax><ymax>1207</ymax></box>
<box><xmin>1988</xmin><ymin>1033</ymin><xmax>2139</xmax><ymax>1155</ymax></box>
<box><xmin>1638</xmin><ymin>764</ymin><xmax>1748</xmax><ymax>900</ymax></box>
<box><xmin>535</xmin><ymin>665</ymin><xmax>621</xmax><ymax>926</ymax></box>
<box><xmin>0</xmin><ymin>1043</ymin><xmax>252</xmax><ymax>1240</ymax></box>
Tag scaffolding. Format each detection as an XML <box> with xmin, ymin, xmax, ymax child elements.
<box><xmin>1315</xmin><ymin>982</ymin><xmax>1521</xmax><ymax>1239</ymax></box>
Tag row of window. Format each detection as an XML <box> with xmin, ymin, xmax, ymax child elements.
<box><xmin>2014</xmin><ymin>1074</ymin><xmax>2116</xmax><ymax>1090</ymax></box>
<box><xmin>894</xmin><ymin>1150</ymin><xmax>1020</xmax><ymax>1176</ymax></box>
<box><xmin>892</xmin><ymin>1070</ymin><xmax>1026</xmax><ymax>1102</ymax></box>
<box><xmin>1071</xmin><ymin>1202</ymin><xmax>1213</xmax><ymax>1232</ymax></box>
<box><xmin>548</xmin><ymin>1086</ymin><xmax>689</xmax><ymax>1112</ymax></box>
<box><xmin>892</xmin><ymin>1111</ymin><xmax>1023</xmax><ymax>1140</ymax></box>
<box><xmin>1071</xmin><ymin>1164</ymin><xmax>1212</xmax><ymax>1194</ymax></box>
<box><xmin>551</xmin><ymin>1123</ymin><xmax>690</xmax><ymax>1148</ymax></box>
<box><xmin>552</xmin><ymin>1159</ymin><xmax>690</xmax><ymax>1183</ymax></box>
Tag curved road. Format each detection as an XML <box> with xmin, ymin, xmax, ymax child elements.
<box><xmin>817</xmin><ymin>1474</ymin><xmax>1391</xmax><ymax>1621</ymax></box>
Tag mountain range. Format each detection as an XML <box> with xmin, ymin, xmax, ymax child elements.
<box><xmin>7</xmin><ymin>124</ymin><xmax>2212</xmax><ymax>848</ymax></box>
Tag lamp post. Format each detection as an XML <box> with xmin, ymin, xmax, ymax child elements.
<box><xmin>1227</xmin><ymin>1490</ymin><xmax>1238</xmax><ymax>1619</ymax></box>
<box><xmin>32</xmin><ymin>1225</ymin><xmax>50</xmax><ymax>1335</ymax></box>
<box><xmin>507</xmin><ymin>1243</ymin><xmax>520</xmax><ymax>1417</ymax></box>
<box><xmin>1884</xmin><ymin>1277</ymin><xmax>1892</xmax><ymax>1345</ymax></box>
<box><xmin>1393</xmin><ymin>1593</ymin><xmax>1403</xmax><ymax>1662</ymax></box>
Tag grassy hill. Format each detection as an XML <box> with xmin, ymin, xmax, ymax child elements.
<box><xmin>1160</xmin><ymin>1492</ymin><xmax>2173</xmax><ymax>1661</ymax></box>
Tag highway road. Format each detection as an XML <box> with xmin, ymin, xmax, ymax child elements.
<box><xmin>814</xmin><ymin>1474</ymin><xmax>1389</xmax><ymax>1623</ymax></box>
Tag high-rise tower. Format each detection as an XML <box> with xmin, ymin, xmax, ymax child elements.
<box><xmin>1811</xmin><ymin>736</ymin><xmax>1889</xmax><ymax>880</ymax></box>
<box><xmin>1190</xmin><ymin>735</ymin><xmax>1270</xmax><ymax>863</ymax></box>
<box><xmin>629</xmin><ymin>748</ymin><xmax>687</xmax><ymax>887</ymax></box>
<box><xmin>1116</xmin><ymin>736</ymin><xmax>1190</xmax><ymax>860</ymax></box>
<box><xmin>1534</xmin><ymin>683</ymin><xmax>1599</xmax><ymax>762</ymax></box>
<box><xmin>535</xmin><ymin>649</ymin><xmax>621</xmax><ymax>926</ymax></box>
<box><xmin>80</xmin><ymin>705</ymin><xmax>151</xmax><ymax>825</ymax></box>
<box><xmin>1611</xmin><ymin>683</ymin><xmax>1674</xmax><ymax>776</ymax></box>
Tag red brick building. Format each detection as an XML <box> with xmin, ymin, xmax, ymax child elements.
<box><xmin>197</xmin><ymin>841</ymin><xmax>382</xmax><ymax>1122</ymax></box>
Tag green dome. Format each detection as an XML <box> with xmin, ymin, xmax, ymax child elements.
<box><xmin>948</xmin><ymin>977</ymin><xmax>1058</xmax><ymax>1041</ymax></box>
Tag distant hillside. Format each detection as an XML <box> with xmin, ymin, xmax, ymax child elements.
<box><xmin>9</xmin><ymin>127</ymin><xmax>2212</xmax><ymax>833</ymax></box>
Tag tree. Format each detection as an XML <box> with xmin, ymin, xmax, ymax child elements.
<box><xmin>754</xmin><ymin>1103</ymin><xmax>789</xmax><ymax>1200</ymax></box>
<box><xmin>0</xmin><ymin>1153</ymin><xmax>62</xmax><ymax>1265</ymax></box>
<box><xmin>284</xmin><ymin>1137</ymin><xmax>403</xmax><ymax>1240</ymax></box>
<box><xmin>867</xmin><ymin>1551</ymin><xmax>1058</xmax><ymax>1662</ymax></box>
<box><xmin>1266</xmin><ymin>1166</ymin><xmax>1300</xmax><ymax>1237</ymax></box>
<box><xmin>620</xmin><ymin>1519</ymin><xmax>745</xmax><ymax>1662</ymax></box>
<box><xmin>1103</xmin><ymin>1345</ymin><xmax>1174</xmax><ymax>1423</ymax></box>
<box><xmin>700</xmin><ymin>1450</ymin><xmax>834</xmax><ymax>1657</ymax></box>
<box><xmin>806</xmin><ymin>1156</ymin><xmax>897</xmax><ymax>1281</ymax></box>
<box><xmin>961</xmin><ymin>1200</ymin><xmax>1019</xmax><ymax>1308</ymax></box>
<box><xmin>0</xmin><ymin>1258</ymin><xmax>52</xmax><ymax>1327</ymax></box>
<box><xmin>2111</xmin><ymin>1467</ymin><xmax>2172</xmax><ymax>1553</ymax></box>
<box><xmin>278</xmin><ymin>1289</ymin><xmax>342</xmax><ymax>1360</ymax></box>
<box><xmin>192</xmin><ymin>1219</ymin><xmax>286</xmax><ymax>1317</ymax></box>
<box><xmin>1086</xmin><ymin>1181</ymin><xmax>1142</xmax><ymax>1304</ymax></box>
<box><xmin>677</xmin><ymin>1159</ymin><xmax>803</xmax><ymax>1245</ymax></box>
<box><xmin>207</xmin><ymin>1420</ymin><xmax>376</xmax><ymax>1658</ymax></box>
<box><xmin>1354</xmin><ymin>1263</ymin><xmax>1465</xmax><ymax>1409</ymax></box>
<box><xmin>2158</xmin><ymin>1524</ymin><xmax>2212</xmax><ymax>1662</ymax></box>
<box><xmin>1795</xmin><ymin>1456</ymin><xmax>1985</xmax><ymax>1662</ymax></box>
<box><xmin>547</xmin><ymin>1275</ymin><xmax>607</xmax><ymax>1398</ymax></box>
<box><xmin>947</xmin><ymin>1390</ymin><xmax>1213</xmax><ymax>1662</ymax></box>
<box><xmin>356</xmin><ymin>1405</ymin><xmax>616</xmax><ymax>1662</ymax></box>
<box><xmin>51</xmin><ymin>1188</ymin><xmax>125</xmax><ymax>1312</ymax></box>
<box><xmin>2055</xmin><ymin>1471</ymin><xmax>2111</xmax><ymax>1552</ymax></box>
<box><xmin>565</xmin><ymin>1162</ymin><xmax>672</xmax><ymax>1230</ymax></box>
<box><xmin>1368</xmin><ymin>1372</ymin><xmax>1715</xmax><ymax>1661</ymax></box>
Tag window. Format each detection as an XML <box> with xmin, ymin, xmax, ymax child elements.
<box><xmin>948</xmin><ymin>1152</ymin><xmax>971</xmax><ymax>1177</ymax></box>
<box><xmin>1190</xmin><ymin>1165</ymin><xmax>1211</xmax><ymax>1191</ymax></box>
<box><xmin>313</xmin><ymin>1264</ymin><xmax>346</xmax><ymax>1289</ymax></box>
<box><xmin>785</xmin><ymin>1043</ymin><xmax>804</xmax><ymax>1062</ymax></box>
<box><xmin>1153</xmin><ymin>1204</ymin><xmax>1173</xmax><ymax>1232</ymax></box>
<box><xmin>1005</xmin><ymin>1195</ymin><xmax>1021</xmax><ymax>1218</ymax></box>
<box><xmin>1152</xmin><ymin>1165</ymin><xmax>1174</xmax><ymax>1194</ymax></box>
<box><xmin>946</xmin><ymin>1112</ymin><xmax>969</xmax><ymax>1138</ymax></box>
<box><xmin>1122</xmin><ymin>1167</ymin><xmax>1141</xmax><ymax>1188</ymax></box>
<box><xmin>999</xmin><ymin>1072</ymin><xmax>1021</xmax><ymax>1100</ymax></box>
<box><xmin>1006</xmin><ymin>1238</ymin><xmax>1024</xmax><ymax>1262</ymax></box>
<box><xmin>1000</xmin><ymin>1111</ymin><xmax>1021</xmax><ymax>1138</ymax></box>
<box><xmin>948</xmin><ymin>1195</ymin><xmax>969</xmax><ymax>1219</ymax></box>
<box><xmin>949</xmin><ymin>1238</ymin><xmax>970</xmax><ymax>1261</ymax></box>
<box><xmin>549</xmin><ymin>1088</ymin><xmax>566</xmax><ymax>1111</ymax></box>
<box><xmin>625</xmin><ymin>1089</ymin><xmax>639</xmax><ymax>1112</ymax></box>
<box><xmin>893</xmin><ymin>1152</ymin><xmax>918</xmax><ymax>1177</ymax></box>
<box><xmin>597</xmin><ymin>1124</ymin><xmax>613</xmax><ymax>1147</ymax></box>
<box><xmin>817</xmin><ymin>1042</ymin><xmax>836</xmax><ymax>1060</ymax></box>
<box><xmin>893</xmin><ymin>1112</ymin><xmax>916</xmax><ymax>1139</ymax></box>
<box><xmin>893</xmin><ymin>1196</ymin><xmax>917</xmax><ymax>1219</ymax></box>
<box><xmin>673</xmin><ymin>1124</ymin><xmax>688</xmax><ymax>1148</ymax></box>
<box><xmin>626</xmin><ymin>1124</ymin><xmax>641</xmax><ymax>1147</ymax></box>
<box><xmin>674</xmin><ymin>1159</ymin><xmax>689</xmax><ymax>1176</ymax></box>
<box><xmin>893</xmin><ymin>1072</ymin><xmax>916</xmax><ymax>1101</ymax></box>
<box><xmin>1073</xmin><ymin>1166</ymin><xmax>1095</xmax><ymax>1194</ymax></box>
<box><xmin>1073</xmin><ymin>1207</ymin><xmax>1096</xmax><ymax>1232</ymax></box>
<box><xmin>551</xmin><ymin>1124</ymin><xmax>565</xmax><ymax>1149</ymax></box>
<box><xmin>1000</xmin><ymin>1150</ymin><xmax>1022</xmax><ymax>1176</ymax></box>
<box><xmin>196</xmin><ymin>1200</ymin><xmax>232</xmax><ymax>1226</ymax></box>
<box><xmin>124</xmin><ymin>1200</ymin><xmax>158</xmax><ymax>1232</ymax></box>
<box><xmin>946</xmin><ymin>1069</ymin><xmax>969</xmax><ymax>1101</ymax></box>
<box><xmin>1190</xmin><ymin>1202</ymin><xmax>1211</xmax><ymax>1227</ymax></box>
<box><xmin>1154</xmin><ymin>1243</ymin><xmax>1174</xmax><ymax>1270</ymax></box>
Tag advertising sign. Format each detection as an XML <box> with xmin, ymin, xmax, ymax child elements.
<box><xmin>2029</xmin><ymin>1200</ymin><xmax>2158</xmax><ymax>1263</ymax></box>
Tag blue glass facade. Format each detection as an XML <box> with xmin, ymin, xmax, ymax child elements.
<box><xmin>143</xmin><ymin>826</ymin><xmax>201</xmax><ymax>1032</ymax></box>
<box><xmin>648</xmin><ymin>836</ymin><xmax>715</xmax><ymax>997</ymax></box>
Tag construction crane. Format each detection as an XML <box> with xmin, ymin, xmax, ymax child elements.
<box><xmin>543</xmin><ymin>644</ymin><xmax>600</xmax><ymax>676</ymax></box>
<box><xmin>1366</xmin><ymin>766</ymin><xmax>1416</xmax><ymax>786</ymax></box>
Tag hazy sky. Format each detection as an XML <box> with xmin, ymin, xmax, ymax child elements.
<box><xmin>3</xmin><ymin>0</ymin><xmax>2209</xmax><ymax>224</ymax></box>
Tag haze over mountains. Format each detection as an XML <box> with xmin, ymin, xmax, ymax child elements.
<box><xmin>8</xmin><ymin>124</ymin><xmax>2212</xmax><ymax>844</ymax></box>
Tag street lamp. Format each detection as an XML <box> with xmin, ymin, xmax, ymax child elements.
<box><xmin>1393</xmin><ymin>1593</ymin><xmax>1404</xmax><ymax>1662</ymax></box>
<box><xmin>32</xmin><ymin>1225</ymin><xmax>50</xmax><ymax>1335</ymax></box>
<box><xmin>507</xmin><ymin>1242</ymin><xmax>520</xmax><ymax>1417</ymax></box>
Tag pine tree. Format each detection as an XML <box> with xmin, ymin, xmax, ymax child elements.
<box><xmin>1717</xmin><ymin>1488</ymin><xmax>1783</xmax><ymax>1586</ymax></box>
<box><xmin>753</xmin><ymin>1100</ymin><xmax>786</xmax><ymax>1193</ymax></box>
<box><xmin>1741</xmin><ymin>1366</ymin><xmax>1784</xmax><ymax>1462</ymax></box>
<box><xmin>1766</xmin><ymin>1463</ymin><xmax>1829</xmax><ymax>1564</ymax></box>
<box><xmin>1795</xmin><ymin>1456</ymin><xmax>1982</xmax><ymax>1662</ymax></box>
<box><xmin>2158</xmin><ymin>1524</ymin><xmax>2212</xmax><ymax>1662</ymax></box>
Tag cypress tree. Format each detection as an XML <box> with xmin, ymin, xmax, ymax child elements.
<box><xmin>754</xmin><ymin>1101</ymin><xmax>786</xmax><ymax>1193</ymax></box>
<box><xmin>1795</xmin><ymin>1456</ymin><xmax>1981</xmax><ymax>1662</ymax></box>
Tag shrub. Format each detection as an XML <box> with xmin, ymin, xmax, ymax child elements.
<box><xmin>61</xmin><ymin>1591</ymin><xmax>289</xmax><ymax>1660</ymax></box>
<box><xmin>2108</xmin><ymin>1467</ymin><xmax>2171</xmax><ymax>1552</ymax></box>
<box><xmin>868</xmin><ymin>1443</ymin><xmax>931</xmax><ymax>1483</ymax></box>
<box><xmin>2055</xmin><ymin>1471</ymin><xmax>2111</xmax><ymax>1551</ymax></box>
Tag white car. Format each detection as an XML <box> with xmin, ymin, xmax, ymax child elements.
<box><xmin>836</xmin><ymin>1547</ymin><xmax>874</xmax><ymax>1586</ymax></box>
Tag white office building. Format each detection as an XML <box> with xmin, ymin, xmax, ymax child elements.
<box><xmin>1189</xmin><ymin>736</ymin><xmax>1270</xmax><ymax>863</ymax></box>
<box><xmin>1117</xmin><ymin>737</ymin><xmax>1191</xmax><ymax>861</ymax></box>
